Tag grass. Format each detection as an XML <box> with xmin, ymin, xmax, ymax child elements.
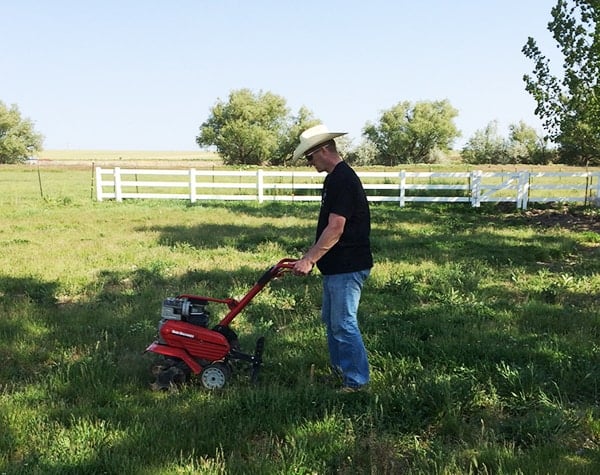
<box><xmin>1</xmin><ymin>164</ymin><xmax>600</xmax><ymax>474</ymax></box>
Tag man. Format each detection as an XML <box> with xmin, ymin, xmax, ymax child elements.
<box><xmin>292</xmin><ymin>124</ymin><xmax>373</xmax><ymax>392</ymax></box>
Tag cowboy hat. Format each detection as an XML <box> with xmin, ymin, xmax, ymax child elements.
<box><xmin>292</xmin><ymin>124</ymin><xmax>347</xmax><ymax>160</ymax></box>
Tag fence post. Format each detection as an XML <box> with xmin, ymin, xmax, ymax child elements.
<box><xmin>189</xmin><ymin>168</ymin><xmax>197</xmax><ymax>203</ymax></box>
<box><xmin>594</xmin><ymin>171</ymin><xmax>600</xmax><ymax>206</ymax></box>
<box><xmin>95</xmin><ymin>167</ymin><xmax>103</xmax><ymax>202</ymax></box>
<box><xmin>517</xmin><ymin>171</ymin><xmax>530</xmax><ymax>210</ymax></box>
<box><xmin>470</xmin><ymin>170</ymin><xmax>481</xmax><ymax>207</ymax></box>
<box><xmin>257</xmin><ymin>169</ymin><xmax>264</xmax><ymax>203</ymax></box>
<box><xmin>399</xmin><ymin>170</ymin><xmax>406</xmax><ymax>207</ymax></box>
<box><xmin>114</xmin><ymin>167</ymin><xmax>123</xmax><ymax>202</ymax></box>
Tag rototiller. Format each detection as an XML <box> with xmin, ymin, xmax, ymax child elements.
<box><xmin>145</xmin><ymin>258</ymin><xmax>296</xmax><ymax>390</ymax></box>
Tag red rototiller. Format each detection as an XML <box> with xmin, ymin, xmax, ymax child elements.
<box><xmin>145</xmin><ymin>258</ymin><xmax>296</xmax><ymax>390</ymax></box>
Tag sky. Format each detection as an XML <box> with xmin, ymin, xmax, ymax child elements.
<box><xmin>1</xmin><ymin>0</ymin><xmax>562</xmax><ymax>151</ymax></box>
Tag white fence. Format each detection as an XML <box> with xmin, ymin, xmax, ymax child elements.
<box><xmin>95</xmin><ymin>167</ymin><xmax>600</xmax><ymax>209</ymax></box>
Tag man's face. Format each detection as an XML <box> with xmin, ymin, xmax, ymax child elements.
<box><xmin>305</xmin><ymin>145</ymin><xmax>326</xmax><ymax>172</ymax></box>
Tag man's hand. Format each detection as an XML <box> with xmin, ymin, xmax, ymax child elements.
<box><xmin>293</xmin><ymin>257</ymin><xmax>314</xmax><ymax>276</ymax></box>
<box><xmin>293</xmin><ymin>213</ymin><xmax>346</xmax><ymax>276</ymax></box>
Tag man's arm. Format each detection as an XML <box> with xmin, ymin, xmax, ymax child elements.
<box><xmin>293</xmin><ymin>213</ymin><xmax>346</xmax><ymax>276</ymax></box>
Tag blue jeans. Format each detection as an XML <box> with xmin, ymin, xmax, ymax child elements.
<box><xmin>321</xmin><ymin>269</ymin><xmax>370</xmax><ymax>388</ymax></box>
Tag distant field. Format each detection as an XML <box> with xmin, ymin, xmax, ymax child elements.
<box><xmin>35</xmin><ymin>150</ymin><xmax>598</xmax><ymax>174</ymax></box>
<box><xmin>38</xmin><ymin>149</ymin><xmax>222</xmax><ymax>168</ymax></box>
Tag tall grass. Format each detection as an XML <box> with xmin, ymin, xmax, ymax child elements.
<box><xmin>0</xmin><ymin>165</ymin><xmax>599</xmax><ymax>474</ymax></box>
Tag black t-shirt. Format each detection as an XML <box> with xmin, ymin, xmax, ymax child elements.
<box><xmin>315</xmin><ymin>161</ymin><xmax>373</xmax><ymax>275</ymax></box>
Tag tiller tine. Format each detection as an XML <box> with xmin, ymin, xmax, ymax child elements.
<box><xmin>150</xmin><ymin>365</ymin><xmax>186</xmax><ymax>391</ymax></box>
<box><xmin>250</xmin><ymin>336</ymin><xmax>265</xmax><ymax>384</ymax></box>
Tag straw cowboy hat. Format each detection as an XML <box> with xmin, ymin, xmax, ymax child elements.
<box><xmin>292</xmin><ymin>124</ymin><xmax>347</xmax><ymax>160</ymax></box>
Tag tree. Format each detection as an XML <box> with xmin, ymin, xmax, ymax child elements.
<box><xmin>462</xmin><ymin>121</ymin><xmax>508</xmax><ymax>165</ymax></box>
<box><xmin>507</xmin><ymin>121</ymin><xmax>555</xmax><ymax>164</ymax></box>
<box><xmin>362</xmin><ymin>100</ymin><xmax>460</xmax><ymax>166</ymax></box>
<box><xmin>522</xmin><ymin>0</ymin><xmax>600</xmax><ymax>165</ymax></box>
<box><xmin>271</xmin><ymin>106</ymin><xmax>320</xmax><ymax>166</ymax></box>
<box><xmin>0</xmin><ymin>101</ymin><xmax>43</xmax><ymax>164</ymax></box>
<box><xmin>344</xmin><ymin>139</ymin><xmax>378</xmax><ymax>166</ymax></box>
<box><xmin>196</xmin><ymin>89</ymin><xmax>316</xmax><ymax>166</ymax></box>
<box><xmin>462</xmin><ymin>120</ymin><xmax>553</xmax><ymax>164</ymax></box>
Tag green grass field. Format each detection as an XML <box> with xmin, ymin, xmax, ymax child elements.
<box><xmin>1</xmin><ymin>164</ymin><xmax>600</xmax><ymax>474</ymax></box>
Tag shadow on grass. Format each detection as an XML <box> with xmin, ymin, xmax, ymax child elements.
<box><xmin>147</xmin><ymin>221</ymin><xmax>310</xmax><ymax>256</ymax></box>
<box><xmin>141</xmin><ymin>202</ymin><xmax>587</xmax><ymax>274</ymax></box>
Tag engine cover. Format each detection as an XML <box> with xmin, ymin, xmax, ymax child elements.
<box><xmin>158</xmin><ymin>319</ymin><xmax>229</xmax><ymax>361</ymax></box>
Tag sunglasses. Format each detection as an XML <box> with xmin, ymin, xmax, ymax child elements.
<box><xmin>305</xmin><ymin>145</ymin><xmax>326</xmax><ymax>161</ymax></box>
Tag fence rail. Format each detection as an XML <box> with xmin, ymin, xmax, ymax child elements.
<box><xmin>95</xmin><ymin>167</ymin><xmax>600</xmax><ymax>209</ymax></box>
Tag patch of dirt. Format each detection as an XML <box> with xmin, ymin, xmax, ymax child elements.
<box><xmin>522</xmin><ymin>208</ymin><xmax>600</xmax><ymax>233</ymax></box>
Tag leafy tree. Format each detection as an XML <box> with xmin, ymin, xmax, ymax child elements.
<box><xmin>272</xmin><ymin>106</ymin><xmax>320</xmax><ymax>166</ymax></box>
<box><xmin>507</xmin><ymin>121</ymin><xmax>555</xmax><ymax>164</ymax></box>
<box><xmin>0</xmin><ymin>101</ymin><xmax>43</xmax><ymax>164</ymax></box>
<box><xmin>522</xmin><ymin>0</ymin><xmax>600</xmax><ymax>165</ymax></box>
<box><xmin>196</xmin><ymin>89</ymin><xmax>316</xmax><ymax>166</ymax></box>
<box><xmin>362</xmin><ymin>100</ymin><xmax>460</xmax><ymax>166</ymax></box>
<box><xmin>462</xmin><ymin>120</ymin><xmax>553</xmax><ymax>164</ymax></box>
<box><xmin>462</xmin><ymin>121</ymin><xmax>508</xmax><ymax>164</ymax></box>
<box><xmin>345</xmin><ymin>139</ymin><xmax>378</xmax><ymax>166</ymax></box>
